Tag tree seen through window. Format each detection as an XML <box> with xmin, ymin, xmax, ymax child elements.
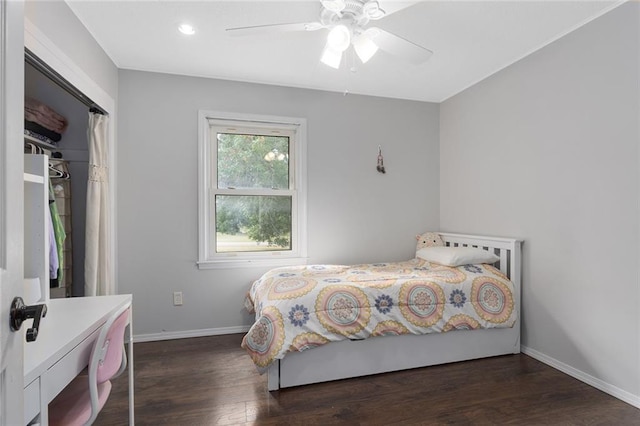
<box><xmin>216</xmin><ymin>133</ymin><xmax>291</xmax><ymax>252</ymax></box>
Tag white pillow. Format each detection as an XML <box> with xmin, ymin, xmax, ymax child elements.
<box><xmin>416</xmin><ymin>246</ymin><xmax>499</xmax><ymax>267</ymax></box>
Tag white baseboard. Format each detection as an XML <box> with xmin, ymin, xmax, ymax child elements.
<box><xmin>521</xmin><ymin>345</ymin><xmax>640</xmax><ymax>409</ymax></box>
<box><xmin>134</xmin><ymin>325</ymin><xmax>251</xmax><ymax>343</ymax></box>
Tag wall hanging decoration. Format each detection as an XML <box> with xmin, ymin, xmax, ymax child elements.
<box><xmin>376</xmin><ymin>146</ymin><xmax>386</xmax><ymax>174</ymax></box>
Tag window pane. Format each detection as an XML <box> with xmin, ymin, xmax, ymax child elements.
<box><xmin>217</xmin><ymin>133</ymin><xmax>289</xmax><ymax>190</ymax></box>
<box><xmin>216</xmin><ymin>195</ymin><xmax>292</xmax><ymax>252</ymax></box>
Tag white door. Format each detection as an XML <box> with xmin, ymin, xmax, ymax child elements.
<box><xmin>0</xmin><ymin>0</ymin><xmax>25</xmax><ymax>425</ymax></box>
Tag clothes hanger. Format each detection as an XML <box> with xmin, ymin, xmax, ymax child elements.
<box><xmin>24</xmin><ymin>142</ymin><xmax>45</xmax><ymax>154</ymax></box>
<box><xmin>49</xmin><ymin>163</ymin><xmax>70</xmax><ymax>179</ymax></box>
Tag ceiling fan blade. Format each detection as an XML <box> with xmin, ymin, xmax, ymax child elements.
<box><xmin>378</xmin><ymin>1</ymin><xmax>420</xmax><ymax>18</ymax></box>
<box><xmin>366</xmin><ymin>27</ymin><xmax>433</xmax><ymax>65</ymax></box>
<box><xmin>226</xmin><ymin>22</ymin><xmax>322</xmax><ymax>37</ymax></box>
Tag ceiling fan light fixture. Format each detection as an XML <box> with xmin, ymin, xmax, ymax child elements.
<box><xmin>178</xmin><ymin>23</ymin><xmax>195</xmax><ymax>35</ymax></box>
<box><xmin>353</xmin><ymin>32</ymin><xmax>379</xmax><ymax>63</ymax></box>
<box><xmin>327</xmin><ymin>24</ymin><xmax>351</xmax><ymax>52</ymax></box>
<box><xmin>363</xmin><ymin>1</ymin><xmax>385</xmax><ymax>20</ymax></box>
<box><xmin>321</xmin><ymin>0</ymin><xmax>346</xmax><ymax>13</ymax></box>
<box><xmin>321</xmin><ymin>45</ymin><xmax>342</xmax><ymax>69</ymax></box>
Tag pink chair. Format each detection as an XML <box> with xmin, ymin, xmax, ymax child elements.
<box><xmin>49</xmin><ymin>302</ymin><xmax>131</xmax><ymax>426</ymax></box>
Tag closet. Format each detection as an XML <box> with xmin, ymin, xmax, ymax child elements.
<box><xmin>24</xmin><ymin>50</ymin><xmax>106</xmax><ymax>300</ymax></box>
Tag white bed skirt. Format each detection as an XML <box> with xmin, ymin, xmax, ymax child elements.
<box><xmin>269</xmin><ymin>322</ymin><xmax>520</xmax><ymax>390</ymax></box>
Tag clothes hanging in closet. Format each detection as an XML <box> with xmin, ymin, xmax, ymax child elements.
<box><xmin>49</xmin><ymin>177</ymin><xmax>66</xmax><ymax>287</ymax></box>
<box><xmin>46</xmin><ymin>200</ymin><xmax>58</xmax><ymax>279</ymax></box>
<box><xmin>49</xmin><ymin>158</ymin><xmax>73</xmax><ymax>294</ymax></box>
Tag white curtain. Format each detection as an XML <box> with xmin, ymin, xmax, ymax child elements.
<box><xmin>85</xmin><ymin>112</ymin><xmax>113</xmax><ymax>296</ymax></box>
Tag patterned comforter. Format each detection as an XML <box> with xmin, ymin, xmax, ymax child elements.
<box><xmin>242</xmin><ymin>258</ymin><xmax>517</xmax><ymax>371</ymax></box>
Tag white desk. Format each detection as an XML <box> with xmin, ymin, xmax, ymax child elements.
<box><xmin>23</xmin><ymin>295</ymin><xmax>134</xmax><ymax>425</ymax></box>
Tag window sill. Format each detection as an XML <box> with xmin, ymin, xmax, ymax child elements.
<box><xmin>197</xmin><ymin>257</ymin><xmax>308</xmax><ymax>270</ymax></box>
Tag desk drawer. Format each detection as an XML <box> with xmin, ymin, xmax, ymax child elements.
<box><xmin>24</xmin><ymin>377</ymin><xmax>40</xmax><ymax>425</ymax></box>
<box><xmin>43</xmin><ymin>327</ymin><xmax>100</xmax><ymax>404</ymax></box>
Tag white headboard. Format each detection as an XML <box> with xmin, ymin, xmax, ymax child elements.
<box><xmin>439</xmin><ymin>232</ymin><xmax>522</xmax><ymax>304</ymax></box>
<box><xmin>439</xmin><ymin>233</ymin><xmax>520</xmax><ymax>278</ymax></box>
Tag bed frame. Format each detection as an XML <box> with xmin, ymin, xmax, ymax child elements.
<box><xmin>266</xmin><ymin>233</ymin><xmax>522</xmax><ymax>391</ymax></box>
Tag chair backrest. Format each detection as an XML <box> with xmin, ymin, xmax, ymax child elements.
<box><xmin>48</xmin><ymin>301</ymin><xmax>131</xmax><ymax>426</ymax></box>
<box><xmin>90</xmin><ymin>301</ymin><xmax>131</xmax><ymax>385</ymax></box>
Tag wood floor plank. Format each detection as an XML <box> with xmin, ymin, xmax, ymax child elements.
<box><xmin>93</xmin><ymin>334</ymin><xmax>639</xmax><ymax>425</ymax></box>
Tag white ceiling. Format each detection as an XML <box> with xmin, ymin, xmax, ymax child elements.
<box><xmin>66</xmin><ymin>0</ymin><xmax>623</xmax><ymax>103</ymax></box>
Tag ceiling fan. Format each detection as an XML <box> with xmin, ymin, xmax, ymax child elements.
<box><xmin>226</xmin><ymin>0</ymin><xmax>433</xmax><ymax>69</ymax></box>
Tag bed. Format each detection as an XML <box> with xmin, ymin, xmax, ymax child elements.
<box><xmin>242</xmin><ymin>233</ymin><xmax>522</xmax><ymax>390</ymax></box>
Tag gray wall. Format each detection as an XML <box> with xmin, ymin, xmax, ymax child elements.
<box><xmin>117</xmin><ymin>71</ymin><xmax>440</xmax><ymax>336</ymax></box>
<box><xmin>25</xmin><ymin>0</ymin><xmax>118</xmax><ymax>98</ymax></box>
<box><xmin>440</xmin><ymin>3</ymin><xmax>639</xmax><ymax>399</ymax></box>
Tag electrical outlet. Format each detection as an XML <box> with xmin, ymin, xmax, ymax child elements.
<box><xmin>173</xmin><ymin>291</ymin><xmax>183</xmax><ymax>306</ymax></box>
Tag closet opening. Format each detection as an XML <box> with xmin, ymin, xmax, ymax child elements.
<box><xmin>24</xmin><ymin>48</ymin><xmax>108</xmax><ymax>299</ymax></box>
<box><xmin>25</xmin><ymin>49</ymin><xmax>107</xmax><ymax>115</ymax></box>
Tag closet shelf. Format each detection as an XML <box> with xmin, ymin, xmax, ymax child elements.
<box><xmin>24</xmin><ymin>172</ymin><xmax>44</xmax><ymax>184</ymax></box>
<box><xmin>24</xmin><ymin>133</ymin><xmax>58</xmax><ymax>150</ymax></box>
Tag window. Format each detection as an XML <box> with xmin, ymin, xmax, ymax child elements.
<box><xmin>198</xmin><ymin>111</ymin><xmax>307</xmax><ymax>268</ymax></box>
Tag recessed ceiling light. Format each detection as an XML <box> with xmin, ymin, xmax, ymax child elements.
<box><xmin>178</xmin><ymin>24</ymin><xmax>195</xmax><ymax>35</ymax></box>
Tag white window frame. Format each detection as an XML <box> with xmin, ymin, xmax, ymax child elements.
<box><xmin>197</xmin><ymin>110</ymin><xmax>307</xmax><ymax>269</ymax></box>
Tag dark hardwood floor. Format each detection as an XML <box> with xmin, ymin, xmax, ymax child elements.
<box><xmin>93</xmin><ymin>334</ymin><xmax>639</xmax><ymax>425</ymax></box>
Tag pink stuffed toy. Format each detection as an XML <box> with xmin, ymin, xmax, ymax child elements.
<box><xmin>415</xmin><ymin>232</ymin><xmax>444</xmax><ymax>251</ymax></box>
